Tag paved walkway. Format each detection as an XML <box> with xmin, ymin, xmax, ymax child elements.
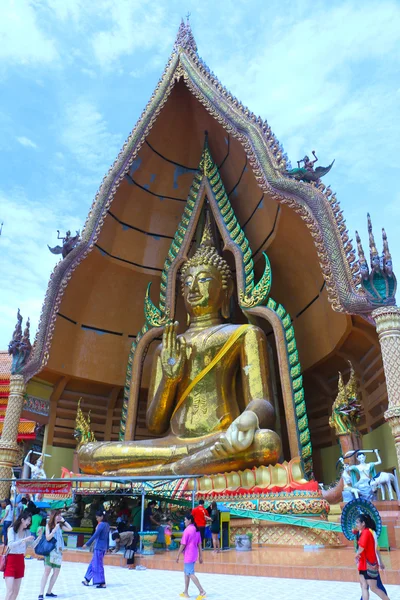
<box><xmin>5</xmin><ymin>559</ymin><xmax>400</xmax><ymax>600</ymax></box>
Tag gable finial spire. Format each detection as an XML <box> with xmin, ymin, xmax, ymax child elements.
<box><xmin>173</xmin><ymin>17</ymin><xmax>197</xmax><ymax>53</ymax></box>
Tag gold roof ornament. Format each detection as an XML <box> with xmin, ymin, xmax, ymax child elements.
<box><xmin>329</xmin><ymin>361</ymin><xmax>361</xmax><ymax>437</ymax></box>
<box><xmin>74</xmin><ymin>398</ymin><xmax>96</xmax><ymax>449</ymax></box>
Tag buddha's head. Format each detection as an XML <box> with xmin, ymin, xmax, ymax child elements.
<box><xmin>180</xmin><ymin>225</ymin><xmax>233</xmax><ymax>319</ymax></box>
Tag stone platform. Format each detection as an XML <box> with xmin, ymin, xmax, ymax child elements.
<box><xmin>61</xmin><ymin>546</ymin><xmax>400</xmax><ymax>584</ymax></box>
<box><xmin>230</xmin><ymin>518</ymin><xmax>341</xmax><ymax>547</ymax></box>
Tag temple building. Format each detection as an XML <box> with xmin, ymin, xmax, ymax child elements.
<box><xmin>1</xmin><ymin>20</ymin><xmax>399</xmax><ymax>491</ymax></box>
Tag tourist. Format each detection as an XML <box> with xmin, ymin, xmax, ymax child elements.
<box><xmin>38</xmin><ymin>510</ymin><xmax>72</xmax><ymax>600</ymax></box>
<box><xmin>4</xmin><ymin>509</ymin><xmax>34</xmax><ymax>600</ymax></box>
<box><xmin>16</xmin><ymin>497</ymin><xmax>28</xmax><ymax>518</ymax></box>
<box><xmin>30</xmin><ymin>508</ymin><xmax>42</xmax><ymax>539</ymax></box>
<box><xmin>354</xmin><ymin>515</ymin><xmax>389</xmax><ymax>600</ymax></box>
<box><xmin>355</xmin><ymin>513</ymin><xmax>390</xmax><ymax>599</ymax></box>
<box><xmin>130</xmin><ymin>499</ymin><xmax>141</xmax><ymax>531</ymax></box>
<box><xmin>89</xmin><ymin>497</ymin><xmax>105</xmax><ymax>535</ymax></box>
<box><xmin>209</xmin><ymin>501</ymin><xmax>220</xmax><ymax>553</ymax></box>
<box><xmin>191</xmin><ymin>499</ymin><xmax>210</xmax><ymax>547</ymax></box>
<box><xmin>1</xmin><ymin>499</ymin><xmax>13</xmax><ymax>545</ymax></box>
<box><xmin>111</xmin><ymin>530</ymin><xmax>139</xmax><ymax>569</ymax></box>
<box><xmin>82</xmin><ymin>510</ymin><xmax>110</xmax><ymax>589</ymax></box>
<box><xmin>164</xmin><ymin>518</ymin><xmax>173</xmax><ymax>551</ymax></box>
<box><xmin>176</xmin><ymin>513</ymin><xmax>206</xmax><ymax>599</ymax></box>
<box><xmin>143</xmin><ymin>500</ymin><xmax>159</xmax><ymax>530</ymax></box>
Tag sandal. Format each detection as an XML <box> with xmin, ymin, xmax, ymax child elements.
<box><xmin>96</xmin><ymin>584</ymin><xmax>106</xmax><ymax>588</ymax></box>
<box><xmin>82</xmin><ymin>580</ymin><xmax>90</xmax><ymax>587</ymax></box>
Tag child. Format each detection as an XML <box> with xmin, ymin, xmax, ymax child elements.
<box><xmin>164</xmin><ymin>519</ymin><xmax>172</xmax><ymax>551</ymax></box>
<box><xmin>176</xmin><ymin>513</ymin><xmax>206</xmax><ymax>600</ymax></box>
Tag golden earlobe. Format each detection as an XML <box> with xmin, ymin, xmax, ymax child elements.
<box><xmin>221</xmin><ymin>298</ymin><xmax>230</xmax><ymax>320</ymax></box>
<box><xmin>187</xmin><ymin>313</ymin><xmax>191</xmax><ymax>326</ymax></box>
<box><xmin>221</xmin><ymin>280</ymin><xmax>233</xmax><ymax>319</ymax></box>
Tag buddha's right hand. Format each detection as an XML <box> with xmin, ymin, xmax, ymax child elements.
<box><xmin>161</xmin><ymin>321</ymin><xmax>186</xmax><ymax>381</ymax></box>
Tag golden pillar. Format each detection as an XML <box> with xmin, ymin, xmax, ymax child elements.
<box><xmin>0</xmin><ymin>375</ymin><xmax>25</xmax><ymax>498</ymax></box>
<box><xmin>373</xmin><ymin>306</ymin><xmax>400</xmax><ymax>471</ymax></box>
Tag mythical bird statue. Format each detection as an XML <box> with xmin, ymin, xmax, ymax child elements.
<box><xmin>284</xmin><ymin>150</ymin><xmax>334</xmax><ymax>183</ymax></box>
<box><xmin>48</xmin><ymin>230</ymin><xmax>80</xmax><ymax>259</ymax></box>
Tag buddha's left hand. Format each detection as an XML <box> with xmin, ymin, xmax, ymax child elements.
<box><xmin>212</xmin><ymin>411</ymin><xmax>259</xmax><ymax>457</ymax></box>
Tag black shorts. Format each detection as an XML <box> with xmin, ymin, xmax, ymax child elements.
<box><xmin>359</xmin><ymin>570</ymin><xmax>379</xmax><ymax>580</ymax></box>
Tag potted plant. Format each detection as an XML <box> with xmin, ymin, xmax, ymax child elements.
<box><xmin>234</xmin><ymin>531</ymin><xmax>253</xmax><ymax>551</ymax></box>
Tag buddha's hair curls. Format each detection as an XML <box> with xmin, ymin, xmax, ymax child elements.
<box><xmin>180</xmin><ymin>244</ymin><xmax>232</xmax><ymax>291</ymax></box>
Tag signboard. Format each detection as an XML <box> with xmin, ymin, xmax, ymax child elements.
<box><xmin>16</xmin><ymin>481</ymin><xmax>72</xmax><ymax>496</ymax></box>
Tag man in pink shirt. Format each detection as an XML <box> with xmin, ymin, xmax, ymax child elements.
<box><xmin>176</xmin><ymin>514</ymin><xmax>206</xmax><ymax>599</ymax></box>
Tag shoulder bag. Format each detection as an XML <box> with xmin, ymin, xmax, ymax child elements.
<box><xmin>0</xmin><ymin>545</ymin><xmax>9</xmax><ymax>572</ymax></box>
<box><xmin>35</xmin><ymin>535</ymin><xmax>57</xmax><ymax>557</ymax></box>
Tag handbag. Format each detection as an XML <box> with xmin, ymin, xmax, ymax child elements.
<box><xmin>366</xmin><ymin>560</ymin><xmax>379</xmax><ymax>578</ymax></box>
<box><xmin>35</xmin><ymin>536</ymin><xmax>57</xmax><ymax>557</ymax></box>
<box><xmin>0</xmin><ymin>546</ymin><xmax>9</xmax><ymax>572</ymax></box>
<box><xmin>124</xmin><ymin>548</ymin><xmax>135</xmax><ymax>560</ymax></box>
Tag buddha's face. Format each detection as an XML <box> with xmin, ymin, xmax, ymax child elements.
<box><xmin>183</xmin><ymin>264</ymin><xmax>225</xmax><ymax>316</ymax></box>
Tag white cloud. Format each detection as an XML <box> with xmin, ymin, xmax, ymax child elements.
<box><xmin>0</xmin><ymin>0</ymin><xmax>58</xmax><ymax>67</ymax></box>
<box><xmin>0</xmin><ymin>188</ymin><xmax>82</xmax><ymax>348</ymax></box>
<box><xmin>60</xmin><ymin>99</ymin><xmax>122</xmax><ymax>175</ymax></box>
<box><xmin>90</xmin><ymin>1</ymin><xmax>172</xmax><ymax>68</ymax></box>
<box><xmin>16</xmin><ymin>136</ymin><xmax>38</xmax><ymax>149</ymax></box>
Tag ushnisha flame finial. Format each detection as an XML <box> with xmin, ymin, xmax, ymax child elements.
<box><xmin>200</xmin><ymin>210</ymin><xmax>214</xmax><ymax>248</ymax></box>
<box><xmin>355</xmin><ymin>215</ymin><xmax>396</xmax><ymax>304</ymax></box>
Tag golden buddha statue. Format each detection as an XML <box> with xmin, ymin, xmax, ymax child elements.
<box><xmin>78</xmin><ymin>225</ymin><xmax>282</xmax><ymax>476</ymax></box>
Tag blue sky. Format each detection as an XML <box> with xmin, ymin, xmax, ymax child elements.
<box><xmin>0</xmin><ymin>0</ymin><xmax>399</xmax><ymax>349</ymax></box>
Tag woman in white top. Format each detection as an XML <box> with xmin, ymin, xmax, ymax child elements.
<box><xmin>4</xmin><ymin>509</ymin><xmax>34</xmax><ymax>600</ymax></box>
<box><xmin>38</xmin><ymin>510</ymin><xmax>72</xmax><ymax>600</ymax></box>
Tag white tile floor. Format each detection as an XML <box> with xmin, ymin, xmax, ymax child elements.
<box><xmin>4</xmin><ymin>559</ymin><xmax>400</xmax><ymax>600</ymax></box>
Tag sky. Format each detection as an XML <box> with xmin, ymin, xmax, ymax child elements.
<box><xmin>0</xmin><ymin>0</ymin><xmax>399</xmax><ymax>349</ymax></box>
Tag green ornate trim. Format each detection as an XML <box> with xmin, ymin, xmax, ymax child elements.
<box><xmin>265</xmin><ymin>298</ymin><xmax>312</xmax><ymax>476</ymax></box>
<box><xmin>200</xmin><ymin>143</ymin><xmax>272</xmax><ymax>308</ymax></box>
